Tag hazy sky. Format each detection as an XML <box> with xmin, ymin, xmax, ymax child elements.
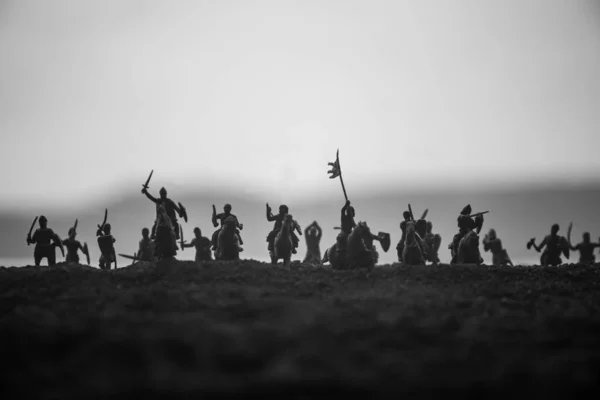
<box><xmin>2</xmin><ymin>0</ymin><xmax>600</xmax><ymax>210</ymax></box>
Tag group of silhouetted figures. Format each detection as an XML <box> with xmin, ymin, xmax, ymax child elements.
<box><xmin>25</xmin><ymin>171</ymin><xmax>600</xmax><ymax>269</ymax></box>
<box><xmin>25</xmin><ymin>193</ymin><xmax>599</xmax><ymax>270</ymax></box>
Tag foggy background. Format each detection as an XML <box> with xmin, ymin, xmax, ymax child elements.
<box><xmin>1</xmin><ymin>0</ymin><xmax>600</xmax><ymax>266</ymax></box>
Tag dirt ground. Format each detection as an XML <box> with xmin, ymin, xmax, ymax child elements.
<box><xmin>1</xmin><ymin>260</ymin><xmax>600</xmax><ymax>398</ymax></box>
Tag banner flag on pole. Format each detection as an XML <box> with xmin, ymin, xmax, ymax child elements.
<box><xmin>327</xmin><ymin>149</ymin><xmax>341</xmax><ymax>179</ymax></box>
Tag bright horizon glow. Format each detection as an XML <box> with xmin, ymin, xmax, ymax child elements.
<box><xmin>2</xmin><ymin>0</ymin><xmax>600</xmax><ymax>211</ymax></box>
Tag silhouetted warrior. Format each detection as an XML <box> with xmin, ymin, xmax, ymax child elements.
<box><xmin>266</xmin><ymin>204</ymin><xmax>300</xmax><ymax>254</ymax></box>
<box><xmin>137</xmin><ymin>227</ymin><xmax>154</xmax><ymax>262</ymax></box>
<box><xmin>483</xmin><ymin>229</ymin><xmax>513</xmax><ymax>266</ymax></box>
<box><xmin>97</xmin><ymin>223</ymin><xmax>116</xmax><ymax>270</ymax></box>
<box><xmin>449</xmin><ymin>204</ymin><xmax>484</xmax><ymax>264</ymax></box>
<box><xmin>303</xmin><ymin>221</ymin><xmax>323</xmax><ymax>264</ymax></box>
<box><xmin>182</xmin><ymin>227</ymin><xmax>212</xmax><ymax>262</ymax></box>
<box><xmin>142</xmin><ymin>186</ymin><xmax>185</xmax><ymax>241</ymax></box>
<box><xmin>527</xmin><ymin>224</ymin><xmax>569</xmax><ymax>266</ymax></box>
<box><xmin>423</xmin><ymin>221</ymin><xmax>442</xmax><ymax>264</ymax></box>
<box><xmin>27</xmin><ymin>215</ymin><xmax>63</xmax><ymax>266</ymax></box>
<box><xmin>211</xmin><ymin>204</ymin><xmax>244</xmax><ymax>252</ymax></box>
<box><xmin>62</xmin><ymin>227</ymin><xmax>87</xmax><ymax>264</ymax></box>
<box><xmin>568</xmin><ymin>231</ymin><xmax>600</xmax><ymax>264</ymax></box>
<box><xmin>396</xmin><ymin>211</ymin><xmax>412</xmax><ymax>262</ymax></box>
<box><xmin>336</xmin><ymin>200</ymin><xmax>357</xmax><ymax>256</ymax></box>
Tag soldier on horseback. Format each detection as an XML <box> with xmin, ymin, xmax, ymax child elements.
<box><xmin>449</xmin><ymin>204</ymin><xmax>484</xmax><ymax>264</ymax></box>
<box><xmin>211</xmin><ymin>204</ymin><xmax>244</xmax><ymax>252</ymax></box>
<box><xmin>266</xmin><ymin>203</ymin><xmax>301</xmax><ymax>254</ymax></box>
<box><xmin>396</xmin><ymin>211</ymin><xmax>412</xmax><ymax>262</ymax></box>
<box><xmin>141</xmin><ymin>186</ymin><xmax>186</xmax><ymax>244</ymax></box>
<box><xmin>336</xmin><ymin>200</ymin><xmax>357</xmax><ymax>257</ymax></box>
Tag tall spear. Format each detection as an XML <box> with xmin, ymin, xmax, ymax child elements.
<box><xmin>327</xmin><ymin>149</ymin><xmax>348</xmax><ymax>202</ymax></box>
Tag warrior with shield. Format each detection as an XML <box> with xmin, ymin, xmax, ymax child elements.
<box><xmin>325</xmin><ymin>150</ymin><xmax>390</xmax><ymax>265</ymax></box>
<box><xmin>449</xmin><ymin>204</ymin><xmax>485</xmax><ymax>264</ymax></box>
<box><xmin>483</xmin><ymin>228</ymin><xmax>513</xmax><ymax>266</ymax></box>
<box><xmin>26</xmin><ymin>215</ymin><xmax>64</xmax><ymax>266</ymax></box>
<box><xmin>62</xmin><ymin>219</ymin><xmax>90</xmax><ymax>265</ymax></box>
<box><xmin>526</xmin><ymin>223</ymin><xmax>569</xmax><ymax>266</ymax></box>
<box><xmin>266</xmin><ymin>203</ymin><xmax>301</xmax><ymax>254</ymax></box>
<box><xmin>396</xmin><ymin>206</ymin><xmax>429</xmax><ymax>263</ymax></box>
<box><xmin>142</xmin><ymin>186</ymin><xmax>187</xmax><ymax>244</ymax></box>
<box><xmin>211</xmin><ymin>204</ymin><xmax>244</xmax><ymax>252</ymax></box>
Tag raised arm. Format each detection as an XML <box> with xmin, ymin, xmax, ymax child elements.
<box><xmin>142</xmin><ymin>188</ymin><xmax>159</xmax><ymax>204</ymax></box>
<box><xmin>266</xmin><ymin>203</ymin><xmax>277</xmax><ymax>222</ymax></box>
<box><xmin>315</xmin><ymin>222</ymin><xmax>322</xmax><ymax>239</ymax></box>
<box><xmin>532</xmin><ymin>237</ymin><xmax>547</xmax><ymax>253</ymax></box>
<box><xmin>212</xmin><ymin>205</ymin><xmax>219</xmax><ymax>227</ymax></box>
<box><xmin>181</xmin><ymin>238</ymin><xmax>195</xmax><ymax>249</ymax></box>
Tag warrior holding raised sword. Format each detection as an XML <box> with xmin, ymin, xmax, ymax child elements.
<box><xmin>140</xmin><ymin>170</ymin><xmax>188</xmax><ymax>246</ymax></box>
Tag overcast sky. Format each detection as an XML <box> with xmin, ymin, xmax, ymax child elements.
<box><xmin>1</xmin><ymin>0</ymin><xmax>600</xmax><ymax>210</ymax></box>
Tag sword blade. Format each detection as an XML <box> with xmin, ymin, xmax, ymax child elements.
<box><xmin>28</xmin><ymin>216</ymin><xmax>38</xmax><ymax>236</ymax></box>
<box><xmin>98</xmin><ymin>209</ymin><xmax>108</xmax><ymax>230</ymax></box>
<box><xmin>73</xmin><ymin>218</ymin><xmax>78</xmax><ymax>232</ymax></box>
<box><xmin>118</xmin><ymin>253</ymin><xmax>137</xmax><ymax>260</ymax></box>
<box><xmin>143</xmin><ymin>169</ymin><xmax>154</xmax><ymax>189</ymax></box>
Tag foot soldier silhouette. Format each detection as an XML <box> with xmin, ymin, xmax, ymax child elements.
<box><xmin>182</xmin><ymin>227</ymin><xmax>213</xmax><ymax>262</ymax></box>
<box><xmin>141</xmin><ymin>186</ymin><xmax>187</xmax><ymax>246</ymax></box>
<box><xmin>336</xmin><ymin>200</ymin><xmax>357</xmax><ymax>257</ymax></box>
<box><xmin>303</xmin><ymin>221</ymin><xmax>323</xmax><ymax>265</ymax></box>
<box><xmin>449</xmin><ymin>204</ymin><xmax>485</xmax><ymax>264</ymax></box>
<box><xmin>63</xmin><ymin>226</ymin><xmax>89</xmax><ymax>264</ymax></box>
<box><xmin>26</xmin><ymin>215</ymin><xmax>64</xmax><ymax>266</ymax></box>
<box><xmin>266</xmin><ymin>203</ymin><xmax>300</xmax><ymax>254</ymax></box>
<box><xmin>211</xmin><ymin>204</ymin><xmax>244</xmax><ymax>252</ymax></box>
<box><xmin>396</xmin><ymin>211</ymin><xmax>412</xmax><ymax>263</ymax></box>
<box><xmin>527</xmin><ymin>224</ymin><xmax>569</xmax><ymax>266</ymax></box>
<box><xmin>137</xmin><ymin>227</ymin><xmax>155</xmax><ymax>262</ymax></box>
<box><xmin>423</xmin><ymin>221</ymin><xmax>442</xmax><ymax>264</ymax></box>
<box><xmin>483</xmin><ymin>228</ymin><xmax>513</xmax><ymax>266</ymax></box>
<box><xmin>566</xmin><ymin>224</ymin><xmax>599</xmax><ymax>264</ymax></box>
<box><xmin>97</xmin><ymin>223</ymin><xmax>117</xmax><ymax>270</ymax></box>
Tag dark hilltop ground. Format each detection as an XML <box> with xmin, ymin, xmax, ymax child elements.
<box><xmin>1</xmin><ymin>259</ymin><xmax>600</xmax><ymax>398</ymax></box>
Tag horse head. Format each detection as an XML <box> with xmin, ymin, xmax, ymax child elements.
<box><xmin>222</xmin><ymin>216</ymin><xmax>237</xmax><ymax>232</ymax></box>
<box><xmin>405</xmin><ymin>220</ymin><xmax>417</xmax><ymax>246</ymax></box>
<box><xmin>351</xmin><ymin>221</ymin><xmax>374</xmax><ymax>251</ymax></box>
<box><xmin>156</xmin><ymin>204</ymin><xmax>173</xmax><ymax>230</ymax></box>
<box><xmin>281</xmin><ymin>214</ymin><xmax>295</xmax><ymax>232</ymax></box>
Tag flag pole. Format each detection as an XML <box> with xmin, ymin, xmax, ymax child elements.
<box><xmin>337</xmin><ymin>149</ymin><xmax>349</xmax><ymax>202</ymax></box>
